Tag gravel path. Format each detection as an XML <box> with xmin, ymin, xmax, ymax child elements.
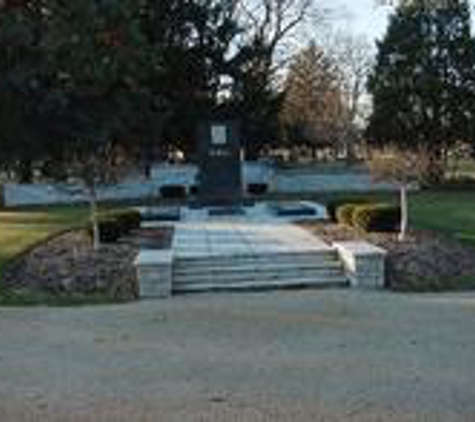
<box><xmin>1</xmin><ymin>290</ymin><xmax>475</xmax><ymax>421</ymax></box>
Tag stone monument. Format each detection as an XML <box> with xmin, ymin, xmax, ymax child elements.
<box><xmin>197</xmin><ymin>120</ymin><xmax>242</xmax><ymax>207</ymax></box>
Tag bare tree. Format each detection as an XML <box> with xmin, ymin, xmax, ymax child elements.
<box><xmin>326</xmin><ymin>32</ymin><xmax>374</xmax><ymax>160</ymax></box>
<box><xmin>234</xmin><ymin>0</ymin><xmax>323</xmax><ymax>77</ymax></box>
<box><xmin>67</xmin><ymin>143</ymin><xmax>132</xmax><ymax>250</ymax></box>
<box><xmin>367</xmin><ymin>147</ymin><xmax>431</xmax><ymax>241</ymax></box>
<box><xmin>280</xmin><ymin>42</ymin><xmax>348</xmax><ymax>158</ymax></box>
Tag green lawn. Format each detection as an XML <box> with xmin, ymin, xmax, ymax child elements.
<box><xmin>409</xmin><ymin>191</ymin><xmax>475</xmax><ymax>245</ymax></box>
<box><xmin>0</xmin><ymin>207</ymin><xmax>89</xmax><ymax>273</ymax></box>
<box><xmin>0</xmin><ymin>206</ymin><xmax>121</xmax><ymax>305</ymax></box>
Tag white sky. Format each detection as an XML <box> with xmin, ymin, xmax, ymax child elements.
<box><xmin>328</xmin><ymin>0</ymin><xmax>475</xmax><ymax>44</ymax></box>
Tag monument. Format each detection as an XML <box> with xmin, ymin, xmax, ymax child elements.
<box><xmin>197</xmin><ymin>119</ymin><xmax>242</xmax><ymax>207</ymax></box>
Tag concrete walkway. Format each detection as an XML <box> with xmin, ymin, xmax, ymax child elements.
<box><xmin>173</xmin><ymin>221</ymin><xmax>333</xmax><ymax>258</ymax></box>
<box><xmin>1</xmin><ymin>290</ymin><xmax>475</xmax><ymax>421</ymax></box>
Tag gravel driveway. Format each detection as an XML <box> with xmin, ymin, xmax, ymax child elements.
<box><xmin>1</xmin><ymin>290</ymin><xmax>475</xmax><ymax>421</ymax></box>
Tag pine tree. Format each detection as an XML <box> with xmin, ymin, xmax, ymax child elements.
<box><xmin>0</xmin><ymin>0</ymin><xmax>51</xmax><ymax>181</ymax></box>
<box><xmin>367</xmin><ymin>0</ymin><xmax>475</xmax><ymax>171</ymax></box>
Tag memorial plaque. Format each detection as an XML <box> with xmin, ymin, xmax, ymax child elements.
<box><xmin>211</xmin><ymin>125</ymin><xmax>228</xmax><ymax>145</ymax></box>
<box><xmin>198</xmin><ymin>120</ymin><xmax>242</xmax><ymax>206</ymax></box>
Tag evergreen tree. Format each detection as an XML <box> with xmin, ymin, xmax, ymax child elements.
<box><xmin>0</xmin><ymin>0</ymin><xmax>51</xmax><ymax>181</ymax></box>
<box><xmin>367</xmin><ymin>0</ymin><xmax>475</xmax><ymax>171</ymax></box>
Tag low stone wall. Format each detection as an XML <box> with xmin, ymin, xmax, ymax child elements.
<box><xmin>134</xmin><ymin>250</ymin><xmax>173</xmax><ymax>298</ymax></box>
<box><xmin>3</xmin><ymin>162</ymin><xmax>396</xmax><ymax>207</ymax></box>
<box><xmin>274</xmin><ymin>173</ymin><xmax>394</xmax><ymax>193</ymax></box>
<box><xmin>333</xmin><ymin>241</ymin><xmax>387</xmax><ymax>289</ymax></box>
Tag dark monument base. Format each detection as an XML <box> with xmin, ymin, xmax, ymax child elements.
<box><xmin>208</xmin><ymin>206</ymin><xmax>246</xmax><ymax>217</ymax></box>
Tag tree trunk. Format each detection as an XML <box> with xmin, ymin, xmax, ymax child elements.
<box><xmin>399</xmin><ymin>185</ymin><xmax>408</xmax><ymax>242</ymax></box>
<box><xmin>87</xmin><ymin>185</ymin><xmax>100</xmax><ymax>250</ymax></box>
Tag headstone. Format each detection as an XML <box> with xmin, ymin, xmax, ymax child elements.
<box><xmin>198</xmin><ymin>120</ymin><xmax>242</xmax><ymax>206</ymax></box>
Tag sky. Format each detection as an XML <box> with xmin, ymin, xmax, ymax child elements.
<box><xmin>330</xmin><ymin>0</ymin><xmax>393</xmax><ymax>41</ymax></box>
<box><xmin>329</xmin><ymin>0</ymin><xmax>475</xmax><ymax>44</ymax></box>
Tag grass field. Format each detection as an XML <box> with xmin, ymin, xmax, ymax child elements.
<box><xmin>0</xmin><ymin>207</ymin><xmax>91</xmax><ymax>305</ymax></box>
<box><xmin>0</xmin><ymin>207</ymin><xmax>89</xmax><ymax>274</ymax></box>
<box><xmin>409</xmin><ymin>191</ymin><xmax>475</xmax><ymax>244</ymax></box>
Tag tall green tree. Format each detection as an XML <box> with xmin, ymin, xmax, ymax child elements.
<box><xmin>367</xmin><ymin>0</ymin><xmax>475</xmax><ymax>175</ymax></box>
<box><xmin>0</xmin><ymin>0</ymin><xmax>51</xmax><ymax>181</ymax></box>
<box><xmin>42</xmin><ymin>0</ymin><xmax>151</xmax><ymax>248</ymax></box>
<box><xmin>158</xmin><ymin>0</ymin><xmax>241</xmax><ymax>156</ymax></box>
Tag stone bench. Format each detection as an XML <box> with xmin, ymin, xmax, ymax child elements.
<box><xmin>134</xmin><ymin>250</ymin><xmax>173</xmax><ymax>298</ymax></box>
<box><xmin>333</xmin><ymin>241</ymin><xmax>387</xmax><ymax>289</ymax></box>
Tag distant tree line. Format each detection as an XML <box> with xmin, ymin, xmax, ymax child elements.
<box><xmin>1</xmin><ymin>0</ymin><xmax>474</xmax><ymax>183</ymax></box>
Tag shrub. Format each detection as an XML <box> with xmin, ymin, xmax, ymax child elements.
<box><xmin>100</xmin><ymin>209</ymin><xmax>141</xmax><ymax>232</ymax></box>
<box><xmin>247</xmin><ymin>183</ymin><xmax>268</xmax><ymax>196</ymax></box>
<box><xmin>88</xmin><ymin>217</ymin><xmax>122</xmax><ymax>243</ymax></box>
<box><xmin>117</xmin><ymin>210</ymin><xmax>141</xmax><ymax>232</ymax></box>
<box><xmin>88</xmin><ymin>209</ymin><xmax>141</xmax><ymax>243</ymax></box>
<box><xmin>352</xmin><ymin>204</ymin><xmax>401</xmax><ymax>232</ymax></box>
<box><xmin>160</xmin><ymin>185</ymin><xmax>187</xmax><ymax>199</ymax></box>
<box><xmin>326</xmin><ymin>197</ymin><xmax>370</xmax><ymax>222</ymax></box>
<box><xmin>336</xmin><ymin>204</ymin><xmax>359</xmax><ymax>226</ymax></box>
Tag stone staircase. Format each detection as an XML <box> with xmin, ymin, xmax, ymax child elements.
<box><xmin>173</xmin><ymin>250</ymin><xmax>348</xmax><ymax>293</ymax></box>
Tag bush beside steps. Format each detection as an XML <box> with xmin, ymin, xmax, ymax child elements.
<box><xmin>335</xmin><ymin>202</ymin><xmax>400</xmax><ymax>233</ymax></box>
<box><xmin>87</xmin><ymin>209</ymin><xmax>142</xmax><ymax>243</ymax></box>
<box><xmin>326</xmin><ymin>197</ymin><xmax>371</xmax><ymax>222</ymax></box>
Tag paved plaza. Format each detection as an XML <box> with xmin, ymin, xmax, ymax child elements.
<box><xmin>173</xmin><ymin>220</ymin><xmax>333</xmax><ymax>258</ymax></box>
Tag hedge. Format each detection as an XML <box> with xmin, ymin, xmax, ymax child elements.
<box><xmin>326</xmin><ymin>197</ymin><xmax>370</xmax><ymax>222</ymax></box>
<box><xmin>336</xmin><ymin>203</ymin><xmax>359</xmax><ymax>226</ymax></box>
<box><xmin>160</xmin><ymin>185</ymin><xmax>187</xmax><ymax>199</ymax></box>
<box><xmin>88</xmin><ymin>209</ymin><xmax>141</xmax><ymax>243</ymax></box>
<box><xmin>333</xmin><ymin>201</ymin><xmax>400</xmax><ymax>233</ymax></box>
<box><xmin>352</xmin><ymin>204</ymin><xmax>400</xmax><ymax>233</ymax></box>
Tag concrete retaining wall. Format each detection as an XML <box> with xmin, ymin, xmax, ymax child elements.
<box><xmin>3</xmin><ymin>162</ymin><xmax>396</xmax><ymax>207</ymax></box>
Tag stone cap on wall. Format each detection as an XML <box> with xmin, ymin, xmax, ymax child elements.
<box><xmin>333</xmin><ymin>241</ymin><xmax>387</xmax><ymax>257</ymax></box>
<box><xmin>134</xmin><ymin>250</ymin><xmax>173</xmax><ymax>267</ymax></box>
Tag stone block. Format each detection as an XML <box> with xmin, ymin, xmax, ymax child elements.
<box><xmin>134</xmin><ymin>250</ymin><xmax>173</xmax><ymax>298</ymax></box>
<box><xmin>333</xmin><ymin>241</ymin><xmax>387</xmax><ymax>289</ymax></box>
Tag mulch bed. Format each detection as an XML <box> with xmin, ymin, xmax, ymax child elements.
<box><xmin>3</xmin><ymin>221</ymin><xmax>474</xmax><ymax>297</ymax></box>
<box><xmin>2</xmin><ymin>227</ymin><xmax>173</xmax><ymax>301</ymax></box>
<box><xmin>302</xmin><ymin>222</ymin><xmax>475</xmax><ymax>292</ymax></box>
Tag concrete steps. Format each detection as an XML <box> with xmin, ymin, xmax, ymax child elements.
<box><xmin>174</xmin><ymin>261</ymin><xmax>343</xmax><ymax>276</ymax></box>
<box><xmin>175</xmin><ymin>277</ymin><xmax>348</xmax><ymax>293</ymax></box>
<box><xmin>173</xmin><ymin>251</ymin><xmax>337</xmax><ymax>266</ymax></box>
<box><xmin>173</xmin><ymin>251</ymin><xmax>348</xmax><ymax>293</ymax></box>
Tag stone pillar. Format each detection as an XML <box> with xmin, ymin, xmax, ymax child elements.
<box><xmin>333</xmin><ymin>241</ymin><xmax>387</xmax><ymax>289</ymax></box>
<box><xmin>134</xmin><ymin>250</ymin><xmax>173</xmax><ymax>298</ymax></box>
